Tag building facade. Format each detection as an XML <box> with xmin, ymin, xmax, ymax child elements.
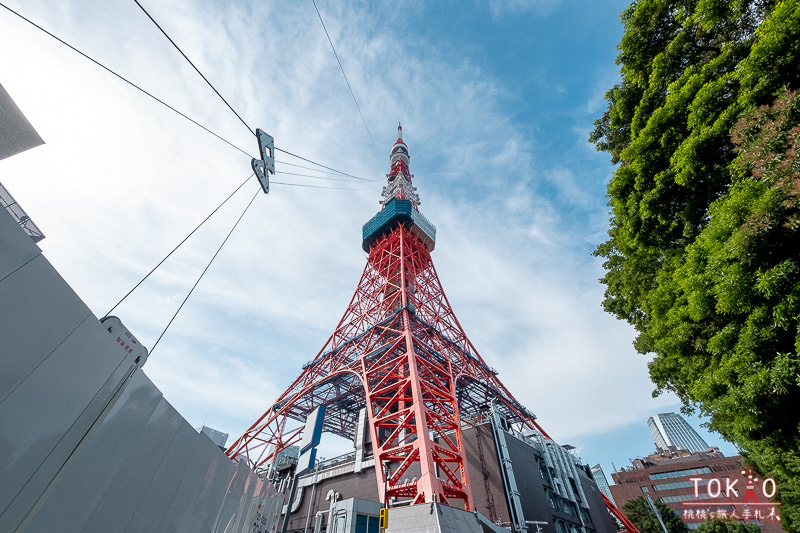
<box><xmin>610</xmin><ymin>449</ymin><xmax>784</xmax><ymax>533</ymax></box>
<box><xmin>274</xmin><ymin>411</ymin><xmax>617</xmax><ymax>533</ymax></box>
<box><xmin>647</xmin><ymin>413</ymin><xmax>709</xmax><ymax>454</ymax></box>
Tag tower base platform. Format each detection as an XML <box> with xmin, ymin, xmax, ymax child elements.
<box><xmin>386</xmin><ymin>503</ymin><xmax>506</xmax><ymax>533</ymax></box>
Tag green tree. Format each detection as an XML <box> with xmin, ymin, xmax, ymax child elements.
<box><xmin>623</xmin><ymin>497</ymin><xmax>687</xmax><ymax>533</ymax></box>
<box><xmin>694</xmin><ymin>520</ymin><xmax>761</xmax><ymax>533</ymax></box>
<box><xmin>649</xmin><ymin>88</ymin><xmax>800</xmax><ymax>527</ymax></box>
<box><xmin>591</xmin><ymin>0</ymin><xmax>800</xmax><ymax>530</ymax></box>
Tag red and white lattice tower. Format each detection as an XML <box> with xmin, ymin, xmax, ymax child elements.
<box><xmin>227</xmin><ymin>125</ymin><xmax>551</xmax><ymax>510</ymax></box>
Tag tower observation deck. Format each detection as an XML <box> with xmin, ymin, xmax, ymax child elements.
<box><xmin>362</xmin><ymin>125</ymin><xmax>435</xmax><ymax>251</ymax></box>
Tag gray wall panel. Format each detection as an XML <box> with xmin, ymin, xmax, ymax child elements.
<box><xmin>0</xmin><ymin>201</ymin><xmax>39</xmax><ymax>281</ymax></box>
<box><xmin>0</xmin><ymin>254</ymin><xmax>92</xmax><ymax>403</ymax></box>
<box><xmin>0</xmin><ymin>358</ymin><xmax>136</xmax><ymax>532</ymax></box>
<box><xmin>125</xmin><ymin>421</ymin><xmax>200</xmax><ymax>532</ymax></box>
<box><xmin>214</xmin><ymin>458</ymin><xmax>252</xmax><ymax>533</ymax></box>
<box><xmin>239</xmin><ymin>481</ymin><xmax>268</xmax><ymax>533</ymax></box>
<box><xmin>0</xmin><ymin>316</ymin><xmax>132</xmax><ymax>522</ymax></box>
<box><xmin>202</xmin><ymin>448</ymin><xmax>238</xmax><ymax>530</ymax></box>
<box><xmin>238</xmin><ymin>478</ymin><xmax>270</xmax><ymax>533</ymax></box>
<box><xmin>20</xmin><ymin>370</ymin><xmax>162</xmax><ymax>532</ymax></box>
<box><xmin>177</xmin><ymin>438</ymin><xmax>236</xmax><ymax>533</ymax></box>
<box><xmin>1</xmin><ymin>197</ymin><xmax>282</xmax><ymax>533</ymax></box>
<box><xmin>232</xmin><ymin>467</ymin><xmax>258</xmax><ymax>533</ymax></box>
<box><xmin>158</xmin><ymin>436</ymin><xmax>221</xmax><ymax>533</ymax></box>
<box><xmin>83</xmin><ymin>396</ymin><xmax>182</xmax><ymax>532</ymax></box>
<box><xmin>262</xmin><ymin>487</ymin><xmax>285</xmax><ymax>533</ymax></box>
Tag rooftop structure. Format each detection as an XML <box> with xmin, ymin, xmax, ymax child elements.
<box><xmin>0</xmin><ymin>81</ymin><xmax>44</xmax><ymax>161</ymax></box>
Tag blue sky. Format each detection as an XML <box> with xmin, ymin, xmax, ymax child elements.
<box><xmin>1</xmin><ymin>0</ymin><xmax>737</xmax><ymax>488</ymax></box>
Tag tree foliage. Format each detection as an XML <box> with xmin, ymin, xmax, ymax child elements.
<box><xmin>694</xmin><ymin>519</ymin><xmax>761</xmax><ymax>533</ymax></box>
<box><xmin>591</xmin><ymin>0</ymin><xmax>800</xmax><ymax>530</ymax></box>
<box><xmin>623</xmin><ymin>497</ymin><xmax>688</xmax><ymax>533</ymax></box>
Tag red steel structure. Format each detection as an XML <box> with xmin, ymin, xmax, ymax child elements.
<box><xmin>227</xmin><ymin>125</ymin><xmax>637</xmax><ymax>528</ymax></box>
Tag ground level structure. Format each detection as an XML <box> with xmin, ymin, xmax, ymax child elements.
<box><xmin>276</xmin><ymin>415</ymin><xmax>617</xmax><ymax>533</ymax></box>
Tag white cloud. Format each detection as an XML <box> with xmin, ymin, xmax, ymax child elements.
<box><xmin>1</xmin><ymin>0</ymin><xmax>676</xmax><ymax>468</ymax></box>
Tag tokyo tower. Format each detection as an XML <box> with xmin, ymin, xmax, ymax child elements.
<box><xmin>227</xmin><ymin>124</ymin><xmax>554</xmax><ymax>511</ymax></box>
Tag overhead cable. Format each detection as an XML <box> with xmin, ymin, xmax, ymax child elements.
<box><xmin>103</xmin><ymin>173</ymin><xmax>254</xmax><ymax>318</ymax></box>
<box><xmin>311</xmin><ymin>0</ymin><xmax>382</xmax><ymax>164</ymax></box>
<box><xmin>277</xmin><ymin>160</ymin><xmax>378</xmax><ymax>180</ymax></box>
<box><xmin>133</xmin><ymin>0</ymin><xmax>256</xmax><ymax>137</ymax></box>
<box><xmin>277</xmin><ymin>170</ymin><xmax>377</xmax><ymax>183</ymax></box>
<box><xmin>1</xmin><ymin>3</ymin><xmax>376</xmax><ymax>184</ymax></box>
<box><xmin>275</xmin><ymin>147</ymin><xmax>371</xmax><ymax>181</ymax></box>
<box><xmin>150</xmin><ymin>185</ymin><xmax>261</xmax><ymax>354</ymax></box>
<box><xmin>0</xmin><ymin>1</ymin><xmax>254</xmax><ymax>159</ymax></box>
<box><xmin>271</xmin><ymin>180</ymin><xmax>373</xmax><ymax>191</ymax></box>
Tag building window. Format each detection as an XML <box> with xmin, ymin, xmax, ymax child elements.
<box><xmin>650</xmin><ymin>467</ymin><xmax>712</xmax><ymax>480</ymax></box>
<box><xmin>546</xmin><ymin>488</ymin><xmax>560</xmax><ymax>511</ymax></box>
<box><xmin>641</xmin><ymin>486</ymin><xmax>649</xmax><ymax>493</ymax></box>
<box><xmin>538</xmin><ymin>458</ymin><xmax>552</xmax><ymax>485</ymax></box>
<box><xmin>355</xmin><ymin>514</ymin><xmax>379</xmax><ymax>533</ymax></box>
<box><xmin>564</xmin><ymin>502</ymin><xmax>577</xmax><ymax>517</ymax></box>
<box><xmin>652</xmin><ymin>480</ymin><xmax>694</xmax><ymax>491</ymax></box>
<box><xmin>569</xmin><ymin>478</ymin><xmax>582</xmax><ymax>502</ymax></box>
<box><xmin>659</xmin><ymin>493</ymin><xmax>710</xmax><ymax>503</ymax></box>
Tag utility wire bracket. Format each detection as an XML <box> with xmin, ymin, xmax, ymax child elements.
<box><xmin>252</xmin><ymin>128</ymin><xmax>275</xmax><ymax>194</ymax></box>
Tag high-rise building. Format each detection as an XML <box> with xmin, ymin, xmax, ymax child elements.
<box><xmin>195</xmin><ymin>425</ymin><xmax>228</xmax><ymax>449</ymax></box>
<box><xmin>648</xmin><ymin>412</ymin><xmax>709</xmax><ymax>453</ymax></box>
<box><xmin>591</xmin><ymin>464</ymin><xmax>614</xmax><ymax>504</ymax></box>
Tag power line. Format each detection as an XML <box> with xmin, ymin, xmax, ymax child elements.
<box><xmin>310</xmin><ymin>0</ymin><xmax>382</xmax><ymax>164</ymax></box>
<box><xmin>150</xmin><ymin>184</ymin><xmax>260</xmax><ymax>354</ymax></box>
<box><xmin>0</xmin><ymin>1</ymin><xmax>254</xmax><ymax>159</ymax></box>
<box><xmin>277</xmin><ymin>160</ymin><xmax>377</xmax><ymax>180</ymax></box>
<box><xmin>133</xmin><ymin>0</ymin><xmax>256</xmax><ymax>138</ymax></box>
<box><xmin>103</xmin><ymin>173</ymin><xmax>254</xmax><ymax>318</ymax></box>
<box><xmin>271</xmin><ymin>180</ymin><xmax>373</xmax><ymax>191</ymax></box>
<box><xmin>275</xmin><ymin>147</ymin><xmax>371</xmax><ymax>181</ymax></box>
<box><xmin>277</xmin><ymin>170</ymin><xmax>376</xmax><ymax>183</ymax></box>
<box><xmin>1</xmin><ymin>2</ymin><xmax>377</xmax><ymax>185</ymax></box>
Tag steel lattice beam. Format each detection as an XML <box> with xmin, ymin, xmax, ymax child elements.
<box><xmin>226</xmin><ymin>225</ymin><xmax>539</xmax><ymax>509</ymax></box>
<box><xmin>226</xmin><ymin>125</ymin><xmax>639</xmax><ymax>531</ymax></box>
